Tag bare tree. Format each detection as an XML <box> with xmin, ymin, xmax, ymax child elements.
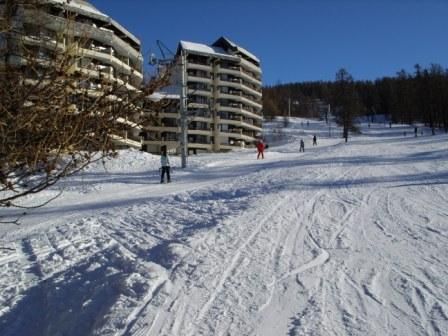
<box><xmin>333</xmin><ymin>68</ymin><xmax>360</xmax><ymax>142</ymax></box>
<box><xmin>0</xmin><ymin>0</ymin><xmax>170</xmax><ymax>209</ymax></box>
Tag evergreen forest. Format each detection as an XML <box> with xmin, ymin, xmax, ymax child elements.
<box><xmin>263</xmin><ymin>64</ymin><xmax>448</xmax><ymax>138</ymax></box>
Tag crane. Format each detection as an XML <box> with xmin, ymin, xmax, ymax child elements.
<box><xmin>149</xmin><ymin>40</ymin><xmax>175</xmax><ymax>66</ymax></box>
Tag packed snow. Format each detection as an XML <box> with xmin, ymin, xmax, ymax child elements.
<box><xmin>0</xmin><ymin>118</ymin><xmax>447</xmax><ymax>336</ymax></box>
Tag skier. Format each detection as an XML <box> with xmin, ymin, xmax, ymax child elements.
<box><xmin>299</xmin><ymin>139</ymin><xmax>305</xmax><ymax>152</ymax></box>
<box><xmin>160</xmin><ymin>145</ymin><xmax>171</xmax><ymax>183</ymax></box>
<box><xmin>256</xmin><ymin>139</ymin><xmax>265</xmax><ymax>159</ymax></box>
<box><xmin>313</xmin><ymin>134</ymin><xmax>317</xmax><ymax>146</ymax></box>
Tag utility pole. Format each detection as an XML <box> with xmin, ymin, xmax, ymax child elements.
<box><xmin>179</xmin><ymin>49</ymin><xmax>188</xmax><ymax>168</ymax></box>
<box><xmin>288</xmin><ymin>97</ymin><xmax>291</xmax><ymax>118</ymax></box>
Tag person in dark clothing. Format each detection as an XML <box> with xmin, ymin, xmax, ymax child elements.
<box><xmin>299</xmin><ymin>139</ymin><xmax>305</xmax><ymax>152</ymax></box>
<box><xmin>313</xmin><ymin>135</ymin><xmax>317</xmax><ymax>146</ymax></box>
<box><xmin>160</xmin><ymin>146</ymin><xmax>171</xmax><ymax>183</ymax></box>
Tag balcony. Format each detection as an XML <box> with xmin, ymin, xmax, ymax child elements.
<box><xmin>238</xmin><ymin>70</ymin><xmax>261</xmax><ymax>86</ymax></box>
<box><xmin>91</xmin><ymin>44</ymin><xmax>110</xmax><ymax>54</ymax></box>
<box><xmin>187</xmin><ymin>143</ymin><xmax>212</xmax><ymax>150</ymax></box>
<box><xmin>217</xmin><ymin>103</ymin><xmax>242</xmax><ymax>113</ymax></box>
<box><xmin>110</xmin><ymin>134</ymin><xmax>141</xmax><ymax>149</ymax></box>
<box><xmin>146</xmin><ymin>125</ymin><xmax>180</xmax><ymax>133</ymax></box>
<box><xmin>218</xmin><ymin>65</ymin><xmax>261</xmax><ymax>86</ymax></box>
<box><xmin>188</xmin><ymin>129</ymin><xmax>212</xmax><ymax>136</ymax></box>
<box><xmin>76</xmin><ymin>65</ymin><xmax>139</xmax><ymax>92</ymax></box>
<box><xmin>217</xmin><ymin>91</ymin><xmax>243</xmax><ymax>101</ymax></box>
<box><xmin>216</xmin><ymin>101</ymin><xmax>262</xmax><ymax>120</ymax></box>
<box><xmin>241</xmin><ymin>121</ymin><xmax>262</xmax><ymax>132</ymax></box>
<box><xmin>188</xmin><ymin>89</ymin><xmax>212</xmax><ymax>97</ymax></box>
<box><xmin>219</xmin><ymin>116</ymin><xmax>262</xmax><ymax>133</ymax></box>
<box><xmin>187</xmin><ymin>62</ymin><xmax>212</xmax><ymax>72</ymax></box>
<box><xmin>190</xmin><ymin>115</ymin><xmax>213</xmax><ymax>123</ymax></box>
<box><xmin>187</xmin><ymin>102</ymin><xmax>209</xmax><ymax>109</ymax></box>
<box><xmin>217</xmin><ymin>78</ymin><xmax>262</xmax><ymax>99</ymax></box>
<box><xmin>81</xmin><ymin>48</ymin><xmax>143</xmax><ymax>80</ymax></box>
<box><xmin>24</xmin><ymin>35</ymin><xmax>143</xmax><ymax>85</ymax></box>
<box><xmin>26</xmin><ymin>11</ymin><xmax>142</xmax><ymax>62</ymax></box>
<box><xmin>78</xmin><ymin>66</ymin><xmax>106</xmax><ymax>81</ymax></box>
<box><xmin>142</xmin><ymin>139</ymin><xmax>179</xmax><ymax>147</ymax></box>
<box><xmin>241</xmin><ymin>82</ymin><xmax>262</xmax><ymax>98</ymax></box>
<box><xmin>23</xmin><ymin>35</ymin><xmax>61</xmax><ymax>51</ymax></box>
<box><xmin>217</xmin><ymin>91</ymin><xmax>260</xmax><ymax>109</ymax></box>
<box><xmin>216</xmin><ymin>65</ymin><xmax>242</xmax><ymax>77</ymax></box>
<box><xmin>240</xmin><ymin>95</ymin><xmax>263</xmax><ymax>109</ymax></box>
<box><xmin>186</xmin><ymin>74</ymin><xmax>212</xmax><ymax>84</ymax></box>
<box><xmin>216</xmin><ymin>79</ymin><xmax>243</xmax><ymax>90</ymax></box>
<box><xmin>155</xmin><ymin>112</ymin><xmax>179</xmax><ymax>119</ymax></box>
<box><xmin>219</xmin><ymin>129</ymin><xmax>248</xmax><ymax>141</ymax></box>
<box><xmin>240</xmin><ymin>57</ymin><xmax>262</xmax><ymax>75</ymax></box>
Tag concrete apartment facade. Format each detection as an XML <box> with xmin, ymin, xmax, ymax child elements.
<box><xmin>0</xmin><ymin>0</ymin><xmax>144</xmax><ymax>148</ymax></box>
<box><xmin>2</xmin><ymin>2</ymin><xmax>263</xmax><ymax>155</ymax></box>
<box><xmin>142</xmin><ymin>37</ymin><xmax>263</xmax><ymax>154</ymax></box>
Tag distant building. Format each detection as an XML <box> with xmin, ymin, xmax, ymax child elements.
<box><xmin>141</xmin><ymin>90</ymin><xmax>181</xmax><ymax>154</ymax></box>
<box><xmin>0</xmin><ymin>0</ymin><xmax>144</xmax><ymax>148</ymax></box>
<box><xmin>141</xmin><ymin>37</ymin><xmax>263</xmax><ymax>154</ymax></box>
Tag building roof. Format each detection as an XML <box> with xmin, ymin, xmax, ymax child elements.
<box><xmin>176</xmin><ymin>36</ymin><xmax>260</xmax><ymax>66</ymax></box>
<box><xmin>212</xmin><ymin>36</ymin><xmax>260</xmax><ymax>64</ymax></box>
<box><xmin>148</xmin><ymin>92</ymin><xmax>180</xmax><ymax>101</ymax></box>
<box><xmin>47</xmin><ymin>0</ymin><xmax>107</xmax><ymax>18</ymax></box>
<box><xmin>148</xmin><ymin>83</ymin><xmax>181</xmax><ymax>101</ymax></box>
<box><xmin>45</xmin><ymin>0</ymin><xmax>140</xmax><ymax>45</ymax></box>
<box><xmin>178</xmin><ymin>40</ymin><xmax>238</xmax><ymax>61</ymax></box>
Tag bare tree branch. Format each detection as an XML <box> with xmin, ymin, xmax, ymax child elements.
<box><xmin>0</xmin><ymin>0</ymin><xmax>171</xmax><ymax>210</ymax></box>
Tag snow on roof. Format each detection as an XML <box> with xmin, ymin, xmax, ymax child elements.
<box><xmin>148</xmin><ymin>86</ymin><xmax>180</xmax><ymax>101</ymax></box>
<box><xmin>235</xmin><ymin>45</ymin><xmax>259</xmax><ymax>63</ymax></box>
<box><xmin>179</xmin><ymin>37</ymin><xmax>260</xmax><ymax>64</ymax></box>
<box><xmin>148</xmin><ymin>92</ymin><xmax>180</xmax><ymax>101</ymax></box>
<box><xmin>179</xmin><ymin>41</ymin><xmax>238</xmax><ymax>60</ymax></box>
<box><xmin>46</xmin><ymin>0</ymin><xmax>140</xmax><ymax>45</ymax></box>
<box><xmin>47</xmin><ymin>0</ymin><xmax>107</xmax><ymax>19</ymax></box>
<box><xmin>218</xmin><ymin>37</ymin><xmax>260</xmax><ymax>63</ymax></box>
<box><xmin>68</xmin><ymin>1</ymin><xmax>106</xmax><ymax>17</ymax></box>
<box><xmin>106</xmin><ymin>18</ymin><xmax>140</xmax><ymax>45</ymax></box>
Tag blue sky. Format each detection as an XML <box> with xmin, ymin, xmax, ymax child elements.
<box><xmin>90</xmin><ymin>0</ymin><xmax>448</xmax><ymax>85</ymax></box>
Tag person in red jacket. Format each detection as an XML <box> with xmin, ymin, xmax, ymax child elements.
<box><xmin>256</xmin><ymin>139</ymin><xmax>265</xmax><ymax>159</ymax></box>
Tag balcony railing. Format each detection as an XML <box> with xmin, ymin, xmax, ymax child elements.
<box><xmin>219</xmin><ymin>77</ymin><xmax>242</xmax><ymax>84</ymax></box>
<box><xmin>241</xmin><ymin>67</ymin><xmax>261</xmax><ymax>81</ymax></box>
<box><xmin>188</xmin><ymin>59</ymin><xmax>210</xmax><ymax>66</ymax></box>
<box><xmin>220</xmin><ymin>103</ymin><xmax>242</xmax><ymax>108</ymax></box>
<box><xmin>221</xmin><ymin>64</ymin><xmax>241</xmax><ymax>71</ymax></box>
<box><xmin>186</xmin><ymin>109</ymin><xmax>210</xmax><ymax>118</ymax></box>
<box><xmin>189</xmin><ymin>126</ymin><xmax>212</xmax><ymax>131</ymax></box>
<box><xmin>187</xmin><ymin>71</ymin><xmax>210</xmax><ymax>78</ymax></box>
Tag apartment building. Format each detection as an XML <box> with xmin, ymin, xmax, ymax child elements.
<box><xmin>142</xmin><ymin>36</ymin><xmax>263</xmax><ymax>154</ymax></box>
<box><xmin>141</xmin><ymin>90</ymin><xmax>181</xmax><ymax>154</ymax></box>
<box><xmin>0</xmin><ymin>0</ymin><xmax>144</xmax><ymax>148</ymax></box>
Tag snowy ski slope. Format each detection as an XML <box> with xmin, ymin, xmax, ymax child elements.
<box><xmin>0</xmin><ymin>118</ymin><xmax>447</xmax><ymax>335</ymax></box>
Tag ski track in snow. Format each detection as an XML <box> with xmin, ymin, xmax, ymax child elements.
<box><xmin>1</xmin><ymin>119</ymin><xmax>448</xmax><ymax>336</ymax></box>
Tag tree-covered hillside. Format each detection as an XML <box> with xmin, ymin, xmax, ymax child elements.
<box><xmin>263</xmin><ymin>64</ymin><xmax>448</xmax><ymax>135</ymax></box>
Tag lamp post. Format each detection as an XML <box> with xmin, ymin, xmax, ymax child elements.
<box><xmin>288</xmin><ymin>97</ymin><xmax>291</xmax><ymax>118</ymax></box>
<box><xmin>288</xmin><ymin>97</ymin><xmax>300</xmax><ymax>118</ymax></box>
<box><xmin>179</xmin><ymin>49</ymin><xmax>188</xmax><ymax>168</ymax></box>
